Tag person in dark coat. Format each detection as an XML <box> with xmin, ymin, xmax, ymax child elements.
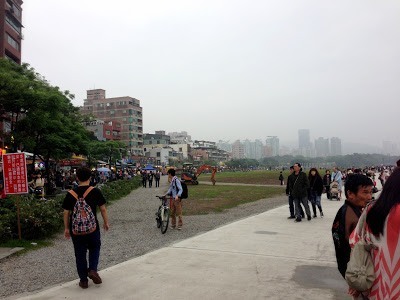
<box><xmin>308</xmin><ymin>168</ymin><xmax>324</xmax><ymax>218</ymax></box>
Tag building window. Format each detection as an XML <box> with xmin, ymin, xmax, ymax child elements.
<box><xmin>6</xmin><ymin>34</ymin><xmax>19</xmax><ymax>50</ymax></box>
<box><xmin>105</xmin><ymin>130</ymin><xmax>111</xmax><ymax>135</ymax></box>
<box><xmin>156</xmin><ymin>152</ymin><xmax>160</xmax><ymax>157</ymax></box>
<box><xmin>5</xmin><ymin>15</ymin><xmax>21</xmax><ymax>34</ymax></box>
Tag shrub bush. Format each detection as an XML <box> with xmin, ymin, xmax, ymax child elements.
<box><xmin>0</xmin><ymin>177</ymin><xmax>141</xmax><ymax>243</ymax></box>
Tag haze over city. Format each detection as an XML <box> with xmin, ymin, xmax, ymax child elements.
<box><xmin>22</xmin><ymin>1</ymin><xmax>400</xmax><ymax>151</ymax></box>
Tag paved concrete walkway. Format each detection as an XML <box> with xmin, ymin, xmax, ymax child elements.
<box><xmin>10</xmin><ymin>195</ymin><xmax>349</xmax><ymax>300</ymax></box>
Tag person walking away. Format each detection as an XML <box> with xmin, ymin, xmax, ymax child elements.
<box><xmin>331</xmin><ymin>167</ymin><xmax>343</xmax><ymax>200</ymax></box>
<box><xmin>62</xmin><ymin>167</ymin><xmax>110</xmax><ymax>289</ymax></box>
<box><xmin>348</xmin><ymin>167</ymin><xmax>400</xmax><ymax>299</ymax></box>
<box><xmin>308</xmin><ymin>168</ymin><xmax>324</xmax><ymax>218</ymax></box>
<box><xmin>141</xmin><ymin>171</ymin><xmax>147</xmax><ymax>188</ymax></box>
<box><xmin>331</xmin><ymin>174</ymin><xmax>373</xmax><ymax>279</ymax></box>
<box><xmin>164</xmin><ymin>168</ymin><xmax>183</xmax><ymax>230</ymax></box>
<box><xmin>286</xmin><ymin>163</ymin><xmax>311</xmax><ymax>222</ymax></box>
<box><xmin>323</xmin><ymin>170</ymin><xmax>332</xmax><ymax>199</ymax></box>
<box><xmin>155</xmin><ymin>170</ymin><xmax>161</xmax><ymax>187</ymax></box>
<box><xmin>279</xmin><ymin>171</ymin><xmax>284</xmax><ymax>185</ymax></box>
<box><xmin>148</xmin><ymin>171</ymin><xmax>154</xmax><ymax>188</ymax></box>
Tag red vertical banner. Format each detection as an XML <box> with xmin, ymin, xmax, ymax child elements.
<box><xmin>3</xmin><ymin>153</ymin><xmax>29</xmax><ymax>195</ymax></box>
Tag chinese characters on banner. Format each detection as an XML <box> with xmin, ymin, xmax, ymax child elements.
<box><xmin>3</xmin><ymin>153</ymin><xmax>29</xmax><ymax>195</ymax></box>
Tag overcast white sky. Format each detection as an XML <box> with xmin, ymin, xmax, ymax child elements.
<box><xmin>22</xmin><ymin>1</ymin><xmax>400</xmax><ymax>148</ymax></box>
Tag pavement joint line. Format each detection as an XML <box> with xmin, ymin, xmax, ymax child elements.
<box><xmin>169</xmin><ymin>245</ymin><xmax>338</xmax><ymax>264</ymax></box>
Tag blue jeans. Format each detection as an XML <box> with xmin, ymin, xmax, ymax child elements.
<box><xmin>309</xmin><ymin>192</ymin><xmax>322</xmax><ymax>216</ymax></box>
<box><xmin>72</xmin><ymin>230</ymin><xmax>101</xmax><ymax>281</ymax></box>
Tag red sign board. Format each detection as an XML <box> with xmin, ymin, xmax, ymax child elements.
<box><xmin>2</xmin><ymin>153</ymin><xmax>29</xmax><ymax>195</ymax></box>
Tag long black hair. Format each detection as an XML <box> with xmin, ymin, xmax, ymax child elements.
<box><xmin>367</xmin><ymin>167</ymin><xmax>400</xmax><ymax>236</ymax></box>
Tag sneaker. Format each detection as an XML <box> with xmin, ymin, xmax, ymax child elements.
<box><xmin>170</xmin><ymin>226</ymin><xmax>176</xmax><ymax>229</ymax></box>
<box><xmin>320</xmin><ymin>211</ymin><xmax>324</xmax><ymax>218</ymax></box>
<box><xmin>313</xmin><ymin>215</ymin><xmax>317</xmax><ymax>218</ymax></box>
<box><xmin>88</xmin><ymin>270</ymin><xmax>102</xmax><ymax>284</ymax></box>
<box><xmin>307</xmin><ymin>215</ymin><xmax>312</xmax><ymax>221</ymax></box>
<box><xmin>294</xmin><ymin>218</ymin><xmax>302</xmax><ymax>222</ymax></box>
<box><xmin>79</xmin><ymin>280</ymin><xmax>88</xmax><ymax>289</ymax></box>
<box><xmin>287</xmin><ymin>216</ymin><xmax>295</xmax><ymax>219</ymax></box>
<box><xmin>177</xmin><ymin>227</ymin><xmax>182</xmax><ymax>230</ymax></box>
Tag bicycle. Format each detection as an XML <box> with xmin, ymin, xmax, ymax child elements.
<box><xmin>155</xmin><ymin>196</ymin><xmax>170</xmax><ymax>234</ymax></box>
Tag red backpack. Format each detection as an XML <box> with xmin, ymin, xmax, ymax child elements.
<box><xmin>69</xmin><ymin>186</ymin><xmax>97</xmax><ymax>235</ymax></box>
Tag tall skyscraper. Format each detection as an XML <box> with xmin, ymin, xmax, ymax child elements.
<box><xmin>298</xmin><ymin>129</ymin><xmax>312</xmax><ymax>157</ymax></box>
<box><xmin>315</xmin><ymin>137</ymin><xmax>329</xmax><ymax>157</ymax></box>
<box><xmin>82</xmin><ymin>89</ymin><xmax>143</xmax><ymax>156</ymax></box>
<box><xmin>266</xmin><ymin>136</ymin><xmax>280</xmax><ymax>157</ymax></box>
<box><xmin>0</xmin><ymin>0</ymin><xmax>23</xmax><ymax>64</ymax></box>
<box><xmin>298</xmin><ymin>129</ymin><xmax>311</xmax><ymax>149</ymax></box>
<box><xmin>232</xmin><ymin>140</ymin><xmax>245</xmax><ymax>159</ymax></box>
<box><xmin>330</xmin><ymin>137</ymin><xmax>342</xmax><ymax>156</ymax></box>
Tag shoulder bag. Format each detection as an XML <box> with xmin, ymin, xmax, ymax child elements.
<box><xmin>345</xmin><ymin>204</ymin><xmax>376</xmax><ymax>292</ymax></box>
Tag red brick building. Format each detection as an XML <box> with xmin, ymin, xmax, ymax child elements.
<box><xmin>0</xmin><ymin>0</ymin><xmax>23</xmax><ymax>64</ymax></box>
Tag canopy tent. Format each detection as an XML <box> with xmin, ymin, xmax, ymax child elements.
<box><xmin>142</xmin><ymin>164</ymin><xmax>156</xmax><ymax>171</ymax></box>
<box><xmin>97</xmin><ymin>167</ymin><xmax>111</xmax><ymax>172</ymax></box>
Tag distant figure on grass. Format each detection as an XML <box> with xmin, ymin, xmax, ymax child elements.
<box><xmin>63</xmin><ymin>167</ymin><xmax>110</xmax><ymax>289</ymax></box>
<box><xmin>308</xmin><ymin>168</ymin><xmax>324</xmax><ymax>218</ymax></box>
<box><xmin>164</xmin><ymin>168</ymin><xmax>183</xmax><ymax>230</ymax></box>
<box><xmin>331</xmin><ymin>174</ymin><xmax>373</xmax><ymax>279</ymax></box>
<box><xmin>348</xmin><ymin>167</ymin><xmax>400</xmax><ymax>299</ymax></box>
<box><xmin>278</xmin><ymin>171</ymin><xmax>284</xmax><ymax>185</ymax></box>
<box><xmin>286</xmin><ymin>163</ymin><xmax>311</xmax><ymax>222</ymax></box>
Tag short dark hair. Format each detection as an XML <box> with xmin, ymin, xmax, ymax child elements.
<box><xmin>76</xmin><ymin>167</ymin><xmax>92</xmax><ymax>182</ymax></box>
<box><xmin>167</xmin><ymin>168</ymin><xmax>176</xmax><ymax>176</ymax></box>
<box><xmin>344</xmin><ymin>174</ymin><xmax>373</xmax><ymax>198</ymax></box>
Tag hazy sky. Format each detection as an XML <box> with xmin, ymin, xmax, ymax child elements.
<box><xmin>22</xmin><ymin>1</ymin><xmax>400</xmax><ymax>147</ymax></box>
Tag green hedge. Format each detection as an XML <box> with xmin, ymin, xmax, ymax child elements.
<box><xmin>0</xmin><ymin>177</ymin><xmax>141</xmax><ymax>243</ymax></box>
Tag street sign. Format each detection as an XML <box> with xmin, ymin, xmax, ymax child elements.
<box><xmin>2</xmin><ymin>153</ymin><xmax>29</xmax><ymax>195</ymax></box>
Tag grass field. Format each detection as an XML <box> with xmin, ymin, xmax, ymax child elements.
<box><xmin>183</xmin><ymin>170</ymin><xmax>287</xmax><ymax>215</ymax></box>
<box><xmin>197</xmin><ymin>170</ymin><xmax>291</xmax><ymax>185</ymax></box>
<box><xmin>184</xmin><ymin>184</ymin><xmax>285</xmax><ymax>215</ymax></box>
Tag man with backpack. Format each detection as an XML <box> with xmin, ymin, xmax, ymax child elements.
<box><xmin>63</xmin><ymin>167</ymin><xmax>110</xmax><ymax>289</ymax></box>
<box><xmin>164</xmin><ymin>168</ymin><xmax>184</xmax><ymax>230</ymax></box>
<box><xmin>331</xmin><ymin>174</ymin><xmax>373</xmax><ymax>278</ymax></box>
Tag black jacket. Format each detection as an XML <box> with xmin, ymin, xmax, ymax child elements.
<box><xmin>286</xmin><ymin>171</ymin><xmax>309</xmax><ymax>198</ymax></box>
<box><xmin>309</xmin><ymin>175</ymin><xmax>324</xmax><ymax>196</ymax></box>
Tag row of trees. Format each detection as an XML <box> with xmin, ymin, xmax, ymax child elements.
<box><xmin>226</xmin><ymin>153</ymin><xmax>397</xmax><ymax>170</ymax></box>
<box><xmin>0</xmin><ymin>59</ymin><xmax>127</xmax><ymax>172</ymax></box>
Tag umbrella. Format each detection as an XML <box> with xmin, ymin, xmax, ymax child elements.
<box><xmin>143</xmin><ymin>164</ymin><xmax>156</xmax><ymax>171</ymax></box>
<box><xmin>97</xmin><ymin>167</ymin><xmax>111</xmax><ymax>172</ymax></box>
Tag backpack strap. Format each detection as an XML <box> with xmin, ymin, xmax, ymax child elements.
<box><xmin>68</xmin><ymin>186</ymin><xmax>94</xmax><ymax>201</ymax></box>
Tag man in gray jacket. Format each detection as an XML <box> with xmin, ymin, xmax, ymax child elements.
<box><xmin>286</xmin><ymin>163</ymin><xmax>311</xmax><ymax>222</ymax></box>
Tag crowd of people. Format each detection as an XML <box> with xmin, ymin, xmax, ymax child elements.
<box><xmin>331</xmin><ymin>159</ymin><xmax>400</xmax><ymax>299</ymax></box>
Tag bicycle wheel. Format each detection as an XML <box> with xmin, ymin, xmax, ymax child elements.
<box><xmin>160</xmin><ymin>208</ymin><xmax>170</xmax><ymax>234</ymax></box>
<box><xmin>156</xmin><ymin>208</ymin><xmax>161</xmax><ymax>228</ymax></box>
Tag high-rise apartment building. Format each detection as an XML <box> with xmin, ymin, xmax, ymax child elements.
<box><xmin>265</xmin><ymin>136</ymin><xmax>280</xmax><ymax>157</ymax></box>
<box><xmin>315</xmin><ymin>137</ymin><xmax>329</xmax><ymax>157</ymax></box>
<box><xmin>0</xmin><ymin>0</ymin><xmax>23</xmax><ymax>64</ymax></box>
<box><xmin>82</xmin><ymin>89</ymin><xmax>143</xmax><ymax>156</ymax></box>
<box><xmin>298</xmin><ymin>129</ymin><xmax>313</xmax><ymax>157</ymax></box>
<box><xmin>298</xmin><ymin>129</ymin><xmax>311</xmax><ymax>149</ymax></box>
<box><xmin>232</xmin><ymin>140</ymin><xmax>245</xmax><ymax>159</ymax></box>
<box><xmin>330</xmin><ymin>137</ymin><xmax>342</xmax><ymax>156</ymax></box>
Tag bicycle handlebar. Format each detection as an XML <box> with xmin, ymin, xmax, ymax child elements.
<box><xmin>156</xmin><ymin>195</ymin><xmax>166</xmax><ymax>200</ymax></box>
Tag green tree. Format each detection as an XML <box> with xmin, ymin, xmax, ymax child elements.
<box><xmin>0</xmin><ymin>59</ymin><xmax>91</xmax><ymax>173</ymax></box>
